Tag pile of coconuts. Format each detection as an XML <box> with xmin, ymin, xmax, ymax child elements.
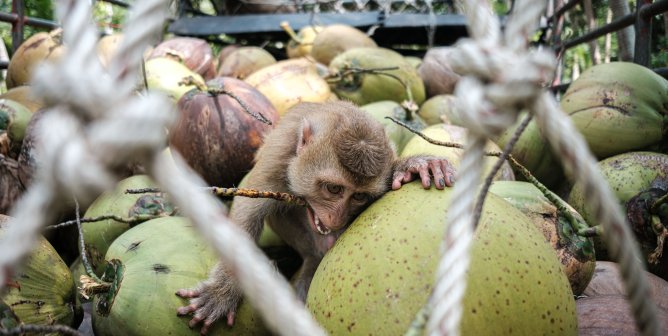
<box><xmin>1</xmin><ymin>16</ymin><xmax>667</xmax><ymax>336</ymax></box>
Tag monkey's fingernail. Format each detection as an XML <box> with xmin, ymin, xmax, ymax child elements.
<box><xmin>439</xmin><ymin>178</ymin><xmax>445</xmax><ymax>187</ymax></box>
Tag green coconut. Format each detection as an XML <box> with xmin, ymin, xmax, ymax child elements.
<box><xmin>0</xmin><ymin>86</ymin><xmax>45</xmax><ymax>113</ymax></box>
<box><xmin>328</xmin><ymin>47</ymin><xmax>426</xmax><ymax>106</ymax></box>
<box><xmin>0</xmin><ymin>99</ymin><xmax>33</xmax><ymax>158</ymax></box>
<box><xmin>306</xmin><ymin>182</ymin><xmax>577</xmax><ymax>335</ymax></box>
<box><xmin>82</xmin><ymin>174</ymin><xmax>175</xmax><ymax>276</ymax></box>
<box><xmin>568</xmin><ymin>151</ymin><xmax>668</xmax><ymax>278</ymax></box>
<box><xmin>360</xmin><ymin>100</ymin><xmax>426</xmax><ymax>152</ymax></box>
<box><xmin>0</xmin><ymin>215</ymin><xmax>83</xmax><ymax>329</ymax></box>
<box><xmin>493</xmin><ymin>113</ymin><xmax>565</xmax><ymax>189</ymax></box>
<box><xmin>489</xmin><ymin>181</ymin><xmax>596</xmax><ymax>295</ymax></box>
<box><xmin>417</xmin><ymin>94</ymin><xmax>460</xmax><ymax>126</ymax></box>
<box><xmin>560</xmin><ymin>62</ymin><xmax>668</xmax><ymax>159</ymax></box>
<box><xmin>91</xmin><ymin>216</ymin><xmax>269</xmax><ymax>335</ymax></box>
<box><xmin>401</xmin><ymin>123</ymin><xmax>515</xmax><ymax>181</ymax></box>
<box><xmin>310</xmin><ymin>24</ymin><xmax>377</xmax><ymax>65</ymax></box>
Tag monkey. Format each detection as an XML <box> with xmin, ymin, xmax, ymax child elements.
<box><xmin>176</xmin><ymin>101</ymin><xmax>455</xmax><ymax>334</ymax></box>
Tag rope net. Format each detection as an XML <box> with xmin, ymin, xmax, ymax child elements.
<box><xmin>0</xmin><ymin>1</ymin><xmax>661</xmax><ymax>336</ymax></box>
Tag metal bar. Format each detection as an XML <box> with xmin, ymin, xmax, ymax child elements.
<box><xmin>12</xmin><ymin>0</ymin><xmax>25</xmax><ymax>53</ymax></box>
<box><xmin>547</xmin><ymin>0</ymin><xmax>581</xmax><ymax>23</ymax></box>
<box><xmin>639</xmin><ymin>0</ymin><xmax>668</xmax><ymax>18</ymax></box>
<box><xmin>555</xmin><ymin>12</ymin><xmax>635</xmax><ymax>51</ymax></box>
<box><xmin>100</xmin><ymin>0</ymin><xmax>130</xmax><ymax>8</ymax></box>
<box><xmin>0</xmin><ymin>12</ymin><xmax>17</xmax><ymax>24</ymax></box>
<box><xmin>634</xmin><ymin>0</ymin><xmax>653</xmax><ymax>66</ymax></box>
<box><xmin>24</xmin><ymin>17</ymin><xmax>59</xmax><ymax>30</ymax></box>
<box><xmin>0</xmin><ymin>12</ymin><xmax>58</xmax><ymax>30</ymax></box>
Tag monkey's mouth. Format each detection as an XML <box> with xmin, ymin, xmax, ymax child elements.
<box><xmin>306</xmin><ymin>205</ymin><xmax>331</xmax><ymax>235</ymax></box>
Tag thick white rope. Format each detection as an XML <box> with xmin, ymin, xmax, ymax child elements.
<box><xmin>428</xmin><ymin>1</ymin><xmax>660</xmax><ymax>335</ymax></box>
<box><xmin>0</xmin><ymin>1</ymin><xmax>326</xmax><ymax>335</ymax></box>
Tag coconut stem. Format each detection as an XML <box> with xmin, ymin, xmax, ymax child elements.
<box><xmin>648</xmin><ymin>225</ymin><xmax>667</xmax><ymax>265</ymax></box>
<box><xmin>125</xmin><ymin>186</ymin><xmax>307</xmax><ymax>206</ymax></box>
<box><xmin>79</xmin><ymin>275</ymin><xmax>112</xmax><ymax>299</ymax></box>
<box><xmin>578</xmin><ymin>225</ymin><xmax>603</xmax><ymax>237</ymax></box>
<box><xmin>280</xmin><ymin>21</ymin><xmax>303</xmax><ymax>44</ymax></box>
<box><xmin>179</xmin><ymin>75</ymin><xmax>208</xmax><ymax>92</ymax></box>
<box><xmin>651</xmin><ymin>193</ymin><xmax>668</xmax><ymax>213</ymax></box>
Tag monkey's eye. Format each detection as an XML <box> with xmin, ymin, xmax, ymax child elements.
<box><xmin>352</xmin><ymin>192</ymin><xmax>369</xmax><ymax>202</ymax></box>
<box><xmin>326</xmin><ymin>184</ymin><xmax>343</xmax><ymax>195</ymax></box>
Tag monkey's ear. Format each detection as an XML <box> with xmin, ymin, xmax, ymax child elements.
<box><xmin>297</xmin><ymin>118</ymin><xmax>313</xmax><ymax>154</ymax></box>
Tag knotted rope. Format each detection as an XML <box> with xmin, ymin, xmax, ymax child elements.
<box><xmin>0</xmin><ymin>1</ymin><xmax>325</xmax><ymax>335</ymax></box>
<box><xmin>428</xmin><ymin>1</ymin><xmax>660</xmax><ymax>336</ymax></box>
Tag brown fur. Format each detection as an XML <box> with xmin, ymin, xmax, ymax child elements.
<box><xmin>176</xmin><ymin>101</ymin><xmax>453</xmax><ymax>333</ymax></box>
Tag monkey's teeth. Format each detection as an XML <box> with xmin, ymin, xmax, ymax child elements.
<box><xmin>315</xmin><ymin>217</ymin><xmax>331</xmax><ymax>235</ymax></box>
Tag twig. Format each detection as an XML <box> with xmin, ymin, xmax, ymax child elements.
<box><xmin>327</xmin><ymin>66</ymin><xmax>416</xmax><ymax>119</ymax></box>
<box><xmin>0</xmin><ymin>324</ymin><xmax>83</xmax><ymax>336</ymax></box>
<box><xmin>45</xmin><ymin>213</ymin><xmax>165</xmax><ymax>230</ymax></box>
<box><xmin>386</xmin><ymin>115</ymin><xmax>589</xmax><ymax>234</ymax></box>
<box><xmin>126</xmin><ymin>187</ymin><xmax>307</xmax><ymax>206</ymax></box>
<box><xmin>179</xmin><ymin>76</ymin><xmax>272</xmax><ymax>126</ymax></box>
<box><xmin>73</xmin><ymin>197</ymin><xmax>106</xmax><ymax>284</ymax></box>
<box><xmin>472</xmin><ymin>114</ymin><xmax>532</xmax><ymax>228</ymax></box>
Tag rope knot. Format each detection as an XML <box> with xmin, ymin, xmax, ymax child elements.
<box><xmin>445</xmin><ymin>1</ymin><xmax>556</xmax><ymax>139</ymax></box>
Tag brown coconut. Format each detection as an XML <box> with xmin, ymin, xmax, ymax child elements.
<box><xmin>0</xmin><ymin>154</ymin><xmax>23</xmax><ymax>214</ymax></box>
<box><xmin>418</xmin><ymin>47</ymin><xmax>461</xmax><ymax>98</ymax></box>
<box><xmin>6</xmin><ymin>28</ymin><xmax>65</xmax><ymax>89</ymax></box>
<box><xmin>218</xmin><ymin>46</ymin><xmax>277</xmax><ymax>79</ymax></box>
<box><xmin>577</xmin><ymin>295</ymin><xmax>668</xmax><ymax>335</ymax></box>
<box><xmin>582</xmin><ymin>261</ymin><xmax>668</xmax><ymax>311</ymax></box>
<box><xmin>149</xmin><ymin>37</ymin><xmax>217</xmax><ymax>80</ymax></box>
<box><xmin>169</xmin><ymin>77</ymin><xmax>278</xmax><ymax>188</ymax></box>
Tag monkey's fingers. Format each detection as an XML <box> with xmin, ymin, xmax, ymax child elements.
<box><xmin>176</xmin><ymin>288</ymin><xmax>202</xmax><ymax>299</ymax></box>
<box><xmin>443</xmin><ymin>160</ymin><xmax>456</xmax><ymax>186</ymax></box>
<box><xmin>226</xmin><ymin>311</ymin><xmax>236</xmax><ymax>326</ymax></box>
<box><xmin>415</xmin><ymin>165</ymin><xmax>432</xmax><ymax>189</ymax></box>
<box><xmin>188</xmin><ymin>315</ymin><xmax>204</xmax><ymax>328</ymax></box>
<box><xmin>201</xmin><ymin>317</ymin><xmax>217</xmax><ymax>335</ymax></box>
<box><xmin>391</xmin><ymin>170</ymin><xmax>414</xmax><ymax>190</ymax></box>
<box><xmin>177</xmin><ymin>303</ymin><xmax>200</xmax><ymax>316</ymax></box>
<box><xmin>428</xmin><ymin>160</ymin><xmax>446</xmax><ymax>190</ymax></box>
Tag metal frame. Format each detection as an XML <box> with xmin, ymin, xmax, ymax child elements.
<box><xmin>548</xmin><ymin>0</ymin><xmax>668</xmax><ymax>91</ymax></box>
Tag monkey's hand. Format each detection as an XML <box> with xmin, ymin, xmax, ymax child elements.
<box><xmin>176</xmin><ymin>264</ymin><xmax>242</xmax><ymax>335</ymax></box>
<box><xmin>391</xmin><ymin>155</ymin><xmax>455</xmax><ymax>190</ymax></box>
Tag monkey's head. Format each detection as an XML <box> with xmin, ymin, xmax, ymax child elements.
<box><xmin>287</xmin><ymin>102</ymin><xmax>394</xmax><ymax>240</ymax></box>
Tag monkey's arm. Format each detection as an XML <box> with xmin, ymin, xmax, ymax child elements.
<box><xmin>391</xmin><ymin>155</ymin><xmax>455</xmax><ymax>190</ymax></box>
<box><xmin>176</xmin><ymin>196</ymin><xmax>270</xmax><ymax>334</ymax></box>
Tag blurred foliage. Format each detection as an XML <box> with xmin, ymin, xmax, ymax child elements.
<box><xmin>0</xmin><ymin>0</ymin><xmax>54</xmax><ymax>54</ymax></box>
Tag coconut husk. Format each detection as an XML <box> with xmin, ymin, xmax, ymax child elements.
<box><xmin>418</xmin><ymin>47</ymin><xmax>461</xmax><ymax>98</ymax></box>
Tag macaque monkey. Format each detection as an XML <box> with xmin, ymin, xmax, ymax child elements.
<box><xmin>176</xmin><ymin>101</ymin><xmax>454</xmax><ymax>333</ymax></box>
